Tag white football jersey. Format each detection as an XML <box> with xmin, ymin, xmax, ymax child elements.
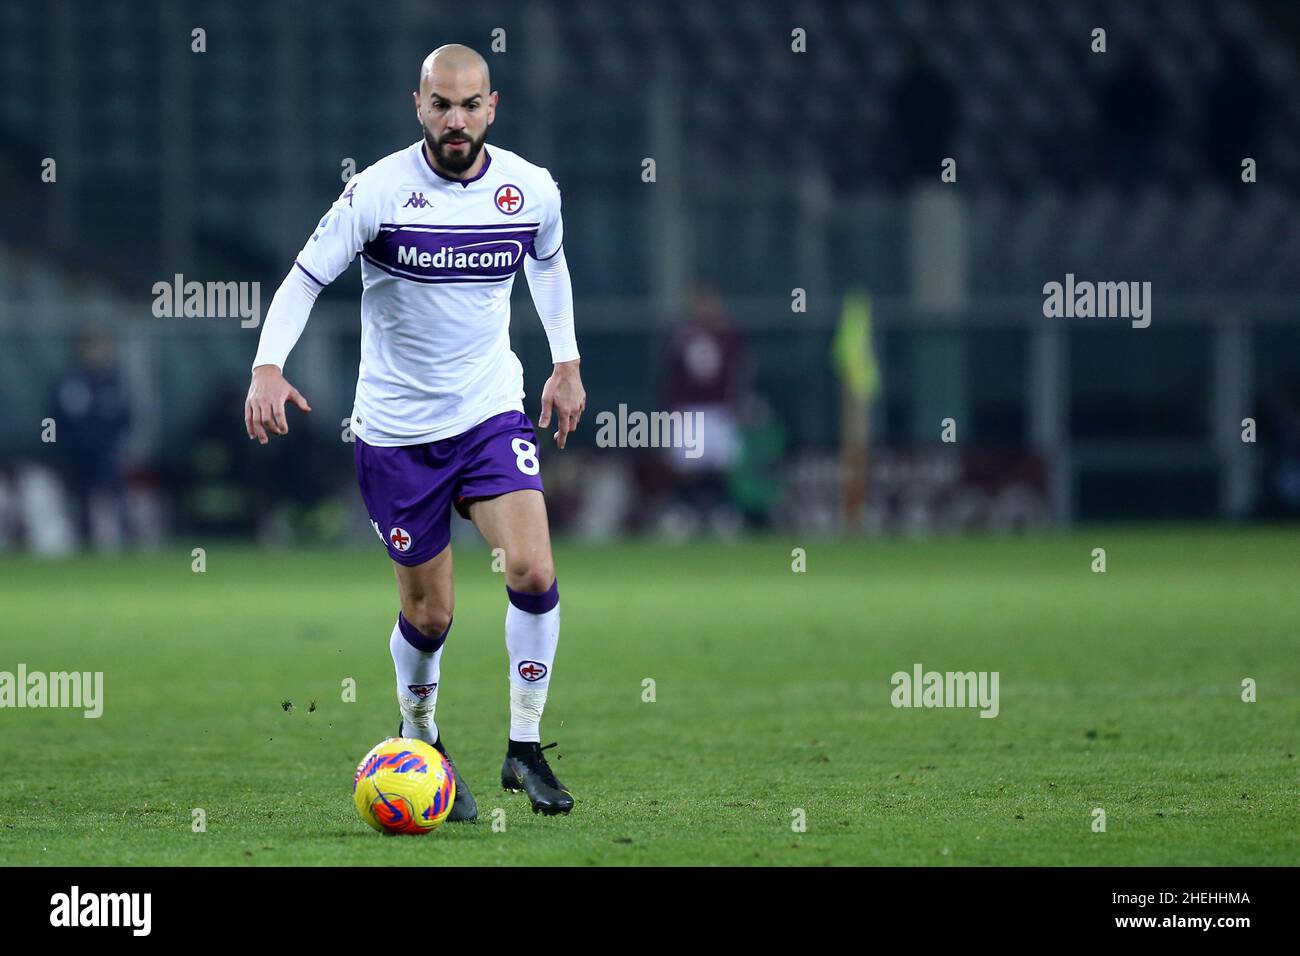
<box><xmin>294</xmin><ymin>141</ymin><xmax>564</xmax><ymax>446</ymax></box>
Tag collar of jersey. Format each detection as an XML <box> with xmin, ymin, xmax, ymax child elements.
<box><xmin>421</xmin><ymin>142</ymin><xmax>493</xmax><ymax>188</ymax></box>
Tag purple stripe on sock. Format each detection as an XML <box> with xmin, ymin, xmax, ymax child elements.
<box><xmin>398</xmin><ymin>613</ymin><xmax>450</xmax><ymax>653</ymax></box>
<box><xmin>506</xmin><ymin>579</ymin><xmax>559</xmax><ymax>615</ymax></box>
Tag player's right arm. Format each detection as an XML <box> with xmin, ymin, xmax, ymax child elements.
<box><xmin>245</xmin><ymin>267</ymin><xmax>318</xmax><ymax>444</ymax></box>
<box><xmin>245</xmin><ymin>174</ymin><xmax>379</xmax><ymax>443</ymax></box>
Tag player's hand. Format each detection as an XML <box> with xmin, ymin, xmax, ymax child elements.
<box><xmin>539</xmin><ymin>359</ymin><xmax>585</xmax><ymax>450</ymax></box>
<box><xmin>245</xmin><ymin>364</ymin><xmax>311</xmax><ymax>444</ymax></box>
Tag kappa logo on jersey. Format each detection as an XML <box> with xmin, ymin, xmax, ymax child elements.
<box><xmin>517</xmin><ymin>660</ymin><xmax>548</xmax><ymax>682</ymax></box>
<box><xmin>407</xmin><ymin>682</ymin><xmax>438</xmax><ymax>699</ymax></box>
<box><xmin>494</xmin><ymin>184</ymin><xmax>524</xmax><ymax>215</ymax></box>
<box><xmin>389</xmin><ymin>527</ymin><xmax>413</xmax><ymax>552</ymax></box>
<box><xmin>403</xmin><ymin>192</ymin><xmax>433</xmax><ymax>209</ymax></box>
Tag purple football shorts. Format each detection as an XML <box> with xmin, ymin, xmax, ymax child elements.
<box><xmin>354</xmin><ymin>410</ymin><xmax>544</xmax><ymax>566</ymax></box>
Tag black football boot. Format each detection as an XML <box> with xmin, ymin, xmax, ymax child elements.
<box><xmin>501</xmin><ymin>740</ymin><xmax>574</xmax><ymax>815</ymax></box>
<box><xmin>396</xmin><ymin>718</ymin><xmax>477</xmax><ymax>823</ymax></box>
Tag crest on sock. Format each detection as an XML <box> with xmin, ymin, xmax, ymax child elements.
<box><xmin>517</xmin><ymin>661</ymin><xmax>548</xmax><ymax>682</ymax></box>
<box><xmin>407</xmin><ymin>682</ymin><xmax>438</xmax><ymax>699</ymax></box>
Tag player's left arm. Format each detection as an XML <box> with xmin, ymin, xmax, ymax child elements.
<box><xmin>525</xmin><ymin>176</ymin><xmax>584</xmax><ymax>449</ymax></box>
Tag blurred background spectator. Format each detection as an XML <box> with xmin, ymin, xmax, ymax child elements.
<box><xmin>49</xmin><ymin>326</ymin><xmax>134</xmax><ymax>549</ymax></box>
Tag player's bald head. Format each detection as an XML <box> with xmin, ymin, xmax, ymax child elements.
<box><xmin>418</xmin><ymin>44</ymin><xmax>490</xmax><ymax>95</ymax></box>
<box><xmin>413</xmin><ymin>44</ymin><xmax>498</xmax><ymax>177</ymax></box>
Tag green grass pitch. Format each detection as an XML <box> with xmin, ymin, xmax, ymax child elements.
<box><xmin>0</xmin><ymin>527</ymin><xmax>1296</xmax><ymax>866</ymax></box>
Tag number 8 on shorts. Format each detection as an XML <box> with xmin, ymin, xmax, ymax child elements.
<box><xmin>512</xmin><ymin>437</ymin><xmax>539</xmax><ymax>475</ymax></box>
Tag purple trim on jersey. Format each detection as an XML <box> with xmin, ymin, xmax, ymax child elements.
<box><xmin>398</xmin><ymin>612</ymin><xmax>451</xmax><ymax>652</ymax></box>
<box><xmin>506</xmin><ymin>579</ymin><xmax>559</xmax><ymax>615</ymax></box>
<box><xmin>294</xmin><ymin>260</ymin><xmax>327</xmax><ymax>286</ymax></box>
<box><xmin>422</xmin><ymin>142</ymin><xmax>493</xmax><ymax>187</ymax></box>
<box><xmin>362</xmin><ymin>225</ymin><xmax>536</xmax><ymax>282</ymax></box>
<box><xmin>379</xmin><ymin>222</ymin><xmax>539</xmax><ymax>231</ymax></box>
<box><xmin>529</xmin><ymin>241</ymin><xmax>563</xmax><ymax>262</ymax></box>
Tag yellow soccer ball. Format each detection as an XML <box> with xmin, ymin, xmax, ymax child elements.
<box><xmin>352</xmin><ymin>737</ymin><xmax>456</xmax><ymax>835</ymax></box>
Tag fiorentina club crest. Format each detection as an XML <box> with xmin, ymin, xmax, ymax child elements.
<box><xmin>407</xmin><ymin>682</ymin><xmax>438</xmax><ymax>699</ymax></box>
<box><xmin>389</xmin><ymin>527</ymin><xmax>412</xmax><ymax>552</ymax></box>
<box><xmin>517</xmin><ymin>660</ymin><xmax>548</xmax><ymax>682</ymax></box>
<box><xmin>494</xmin><ymin>183</ymin><xmax>524</xmax><ymax>215</ymax></box>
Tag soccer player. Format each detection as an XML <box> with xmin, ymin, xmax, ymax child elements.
<box><xmin>244</xmin><ymin>45</ymin><xmax>584</xmax><ymax>819</ymax></box>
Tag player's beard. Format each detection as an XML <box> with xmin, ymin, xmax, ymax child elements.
<box><xmin>424</xmin><ymin>126</ymin><xmax>486</xmax><ymax>175</ymax></box>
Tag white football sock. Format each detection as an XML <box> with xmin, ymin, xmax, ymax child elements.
<box><xmin>505</xmin><ymin>581</ymin><xmax>560</xmax><ymax>743</ymax></box>
<box><xmin>390</xmin><ymin>613</ymin><xmax>448</xmax><ymax>746</ymax></box>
